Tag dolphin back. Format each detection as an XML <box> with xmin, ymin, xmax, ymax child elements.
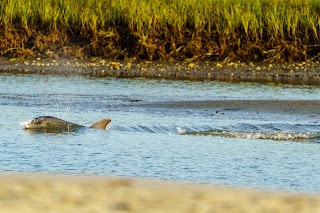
<box><xmin>90</xmin><ymin>118</ymin><xmax>111</xmax><ymax>130</ymax></box>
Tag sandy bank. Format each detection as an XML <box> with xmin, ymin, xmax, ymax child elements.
<box><xmin>0</xmin><ymin>174</ymin><xmax>319</xmax><ymax>213</ymax></box>
<box><xmin>1</xmin><ymin>57</ymin><xmax>320</xmax><ymax>84</ymax></box>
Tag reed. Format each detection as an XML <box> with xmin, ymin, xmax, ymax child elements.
<box><xmin>1</xmin><ymin>0</ymin><xmax>320</xmax><ymax>61</ymax></box>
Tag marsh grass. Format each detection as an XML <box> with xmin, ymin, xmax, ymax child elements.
<box><xmin>1</xmin><ymin>0</ymin><xmax>320</xmax><ymax>61</ymax></box>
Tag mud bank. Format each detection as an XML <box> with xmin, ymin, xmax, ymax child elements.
<box><xmin>1</xmin><ymin>57</ymin><xmax>320</xmax><ymax>84</ymax></box>
<box><xmin>139</xmin><ymin>100</ymin><xmax>320</xmax><ymax>115</ymax></box>
<box><xmin>0</xmin><ymin>174</ymin><xmax>319</xmax><ymax>213</ymax></box>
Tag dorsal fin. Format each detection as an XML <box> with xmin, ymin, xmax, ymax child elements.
<box><xmin>90</xmin><ymin>118</ymin><xmax>111</xmax><ymax>129</ymax></box>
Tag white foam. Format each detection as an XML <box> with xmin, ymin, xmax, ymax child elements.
<box><xmin>19</xmin><ymin>120</ymin><xmax>32</xmax><ymax>129</ymax></box>
<box><xmin>190</xmin><ymin>130</ymin><xmax>318</xmax><ymax>141</ymax></box>
<box><xmin>105</xmin><ymin>123</ymin><xmax>112</xmax><ymax>131</ymax></box>
<box><xmin>227</xmin><ymin>131</ymin><xmax>315</xmax><ymax>140</ymax></box>
<box><xmin>176</xmin><ymin>127</ymin><xmax>187</xmax><ymax>135</ymax></box>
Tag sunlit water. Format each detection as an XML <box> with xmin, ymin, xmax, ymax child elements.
<box><xmin>1</xmin><ymin>74</ymin><xmax>320</xmax><ymax>193</ymax></box>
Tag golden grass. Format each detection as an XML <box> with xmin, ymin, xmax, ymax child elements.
<box><xmin>1</xmin><ymin>0</ymin><xmax>320</xmax><ymax>61</ymax></box>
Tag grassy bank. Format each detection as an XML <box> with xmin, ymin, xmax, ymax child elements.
<box><xmin>1</xmin><ymin>0</ymin><xmax>320</xmax><ymax>62</ymax></box>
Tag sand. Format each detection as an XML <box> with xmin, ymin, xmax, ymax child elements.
<box><xmin>0</xmin><ymin>174</ymin><xmax>319</xmax><ymax>213</ymax></box>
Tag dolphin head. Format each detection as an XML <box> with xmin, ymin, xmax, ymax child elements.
<box><xmin>22</xmin><ymin>116</ymin><xmax>48</xmax><ymax>129</ymax></box>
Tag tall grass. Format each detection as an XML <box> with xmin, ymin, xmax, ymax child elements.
<box><xmin>1</xmin><ymin>0</ymin><xmax>320</xmax><ymax>61</ymax></box>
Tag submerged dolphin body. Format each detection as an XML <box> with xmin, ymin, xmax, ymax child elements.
<box><xmin>21</xmin><ymin>116</ymin><xmax>111</xmax><ymax>133</ymax></box>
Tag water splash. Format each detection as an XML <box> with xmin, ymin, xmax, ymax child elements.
<box><xmin>105</xmin><ymin>123</ymin><xmax>112</xmax><ymax>131</ymax></box>
<box><xmin>182</xmin><ymin>129</ymin><xmax>320</xmax><ymax>141</ymax></box>
<box><xmin>176</xmin><ymin>127</ymin><xmax>187</xmax><ymax>134</ymax></box>
<box><xmin>19</xmin><ymin>120</ymin><xmax>32</xmax><ymax>129</ymax></box>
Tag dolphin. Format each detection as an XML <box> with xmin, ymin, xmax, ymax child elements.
<box><xmin>21</xmin><ymin>116</ymin><xmax>111</xmax><ymax>133</ymax></box>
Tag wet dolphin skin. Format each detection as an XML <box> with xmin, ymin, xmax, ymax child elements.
<box><xmin>22</xmin><ymin>116</ymin><xmax>111</xmax><ymax>132</ymax></box>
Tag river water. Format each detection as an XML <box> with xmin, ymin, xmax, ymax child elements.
<box><xmin>1</xmin><ymin>74</ymin><xmax>320</xmax><ymax>193</ymax></box>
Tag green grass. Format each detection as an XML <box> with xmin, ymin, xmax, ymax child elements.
<box><xmin>1</xmin><ymin>0</ymin><xmax>320</xmax><ymax>61</ymax></box>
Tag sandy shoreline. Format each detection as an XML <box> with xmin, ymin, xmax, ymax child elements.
<box><xmin>0</xmin><ymin>174</ymin><xmax>319</xmax><ymax>213</ymax></box>
<box><xmin>1</xmin><ymin>57</ymin><xmax>320</xmax><ymax>84</ymax></box>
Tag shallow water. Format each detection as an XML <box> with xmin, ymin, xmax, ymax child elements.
<box><xmin>1</xmin><ymin>74</ymin><xmax>320</xmax><ymax>193</ymax></box>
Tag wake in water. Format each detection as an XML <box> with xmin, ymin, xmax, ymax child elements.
<box><xmin>176</xmin><ymin>124</ymin><xmax>320</xmax><ymax>141</ymax></box>
<box><xmin>99</xmin><ymin>122</ymin><xmax>320</xmax><ymax>141</ymax></box>
<box><xmin>186</xmin><ymin>130</ymin><xmax>319</xmax><ymax>141</ymax></box>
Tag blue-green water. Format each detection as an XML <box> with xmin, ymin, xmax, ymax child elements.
<box><xmin>1</xmin><ymin>74</ymin><xmax>320</xmax><ymax>193</ymax></box>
